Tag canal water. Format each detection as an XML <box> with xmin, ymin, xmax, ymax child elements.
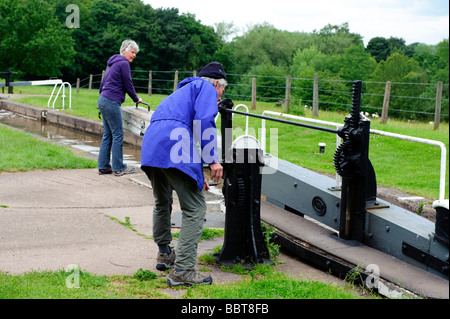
<box><xmin>0</xmin><ymin>109</ymin><xmax>141</xmax><ymax>167</ymax></box>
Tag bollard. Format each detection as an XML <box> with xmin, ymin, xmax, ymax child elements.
<box><xmin>1</xmin><ymin>70</ymin><xmax>17</xmax><ymax>94</ymax></box>
<box><xmin>216</xmin><ymin>98</ymin><xmax>274</xmax><ymax>268</ymax></box>
<box><xmin>318</xmin><ymin>142</ymin><xmax>326</xmax><ymax>154</ymax></box>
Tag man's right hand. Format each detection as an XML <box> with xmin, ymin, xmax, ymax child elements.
<box><xmin>209</xmin><ymin>162</ymin><xmax>223</xmax><ymax>184</ymax></box>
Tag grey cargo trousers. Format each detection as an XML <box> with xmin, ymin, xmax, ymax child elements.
<box><xmin>142</xmin><ymin>166</ymin><xmax>206</xmax><ymax>270</ymax></box>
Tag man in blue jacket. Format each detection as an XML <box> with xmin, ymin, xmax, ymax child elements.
<box><xmin>141</xmin><ymin>62</ymin><xmax>226</xmax><ymax>287</ymax></box>
<box><xmin>98</xmin><ymin>40</ymin><xmax>142</xmax><ymax>176</ymax></box>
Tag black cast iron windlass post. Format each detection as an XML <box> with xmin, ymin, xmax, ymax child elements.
<box><xmin>217</xmin><ymin>98</ymin><xmax>274</xmax><ymax>268</ymax></box>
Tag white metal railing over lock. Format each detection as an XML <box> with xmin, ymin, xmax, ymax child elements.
<box><xmin>48</xmin><ymin>81</ymin><xmax>72</xmax><ymax>110</ymax></box>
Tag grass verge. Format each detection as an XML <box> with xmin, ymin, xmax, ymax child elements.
<box><xmin>0</xmin><ymin>265</ymin><xmax>370</xmax><ymax>299</ymax></box>
<box><xmin>0</xmin><ymin>125</ymin><xmax>97</xmax><ymax>172</ymax></box>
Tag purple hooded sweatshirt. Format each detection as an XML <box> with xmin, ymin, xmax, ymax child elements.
<box><xmin>99</xmin><ymin>54</ymin><xmax>139</xmax><ymax>104</ymax></box>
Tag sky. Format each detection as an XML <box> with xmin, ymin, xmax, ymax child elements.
<box><xmin>142</xmin><ymin>0</ymin><xmax>449</xmax><ymax>46</ymax></box>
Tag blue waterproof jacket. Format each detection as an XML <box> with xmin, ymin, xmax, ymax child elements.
<box><xmin>141</xmin><ymin>77</ymin><xmax>219</xmax><ymax>190</ymax></box>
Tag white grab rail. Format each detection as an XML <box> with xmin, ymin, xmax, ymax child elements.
<box><xmin>48</xmin><ymin>82</ymin><xmax>72</xmax><ymax>110</ymax></box>
<box><xmin>369</xmin><ymin>129</ymin><xmax>447</xmax><ymax>201</ymax></box>
<box><xmin>233</xmin><ymin>104</ymin><xmax>249</xmax><ymax>135</ymax></box>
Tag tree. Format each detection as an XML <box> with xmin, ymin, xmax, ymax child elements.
<box><xmin>214</xmin><ymin>21</ymin><xmax>240</xmax><ymax>43</ymax></box>
<box><xmin>229</xmin><ymin>23</ymin><xmax>313</xmax><ymax>74</ymax></box>
<box><xmin>179</xmin><ymin>13</ymin><xmax>222</xmax><ymax>70</ymax></box>
<box><xmin>290</xmin><ymin>45</ymin><xmax>326</xmax><ymax>75</ymax></box>
<box><xmin>290</xmin><ymin>46</ymin><xmax>350</xmax><ymax>111</ymax></box>
<box><xmin>313</xmin><ymin>22</ymin><xmax>363</xmax><ymax>55</ymax></box>
<box><xmin>250</xmin><ymin>63</ymin><xmax>287</xmax><ymax>100</ymax></box>
<box><xmin>338</xmin><ymin>43</ymin><xmax>377</xmax><ymax>82</ymax></box>
<box><xmin>432</xmin><ymin>39</ymin><xmax>449</xmax><ymax>83</ymax></box>
<box><xmin>49</xmin><ymin>0</ymin><xmax>221</xmax><ymax>81</ymax></box>
<box><xmin>0</xmin><ymin>0</ymin><xmax>75</xmax><ymax>77</ymax></box>
<box><xmin>368</xmin><ymin>52</ymin><xmax>426</xmax><ymax>119</ymax></box>
<box><xmin>388</xmin><ymin>37</ymin><xmax>406</xmax><ymax>54</ymax></box>
<box><xmin>366</xmin><ymin>37</ymin><xmax>390</xmax><ymax>62</ymax></box>
<box><xmin>413</xmin><ymin>43</ymin><xmax>439</xmax><ymax>75</ymax></box>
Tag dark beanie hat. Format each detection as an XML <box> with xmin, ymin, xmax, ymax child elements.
<box><xmin>198</xmin><ymin>62</ymin><xmax>226</xmax><ymax>79</ymax></box>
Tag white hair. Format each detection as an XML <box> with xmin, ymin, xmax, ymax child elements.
<box><xmin>201</xmin><ymin>77</ymin><xmax>228</xmax><ymax>88</ymax></box>
<box><xmin>120</xmin><ymin>40</ymin><xmax>139</xmax><ymax>55</ymax></box>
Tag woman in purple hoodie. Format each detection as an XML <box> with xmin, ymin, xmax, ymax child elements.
<box><xmin>97</xmin><ymin>39</ymin><xmax>142</xmax><ymax>176</ymax></box>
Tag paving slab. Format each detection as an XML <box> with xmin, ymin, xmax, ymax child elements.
<box><xmin>0</xmin><ymin>207</ymin><xmax>154</xmax><ymax>275</ymax></box>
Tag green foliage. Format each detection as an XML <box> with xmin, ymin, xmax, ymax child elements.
<box><xmin>0</xmin><ymin>0</ymin><xmax>221</xmax><ymax>80</ymax></box>
<box><xmin>0</xmin><ymin>267</ymin><xmax>369</xmax><ymax>299</ymax></box>
<box><xmin>172</xmin><ymin>227</ymin><xmax>225</xmax><ymax>242</ymax></box>
<box><xmin>133</xmin><ymin>268</ymin><xmax>158</xmax><ymax>281</ymax></box>
<box><xmin>339</xmin><ymin>43</ymin><xmax>377</xmax><ymax>81</ymax></box>
<box><xmin>0</xmin><ymin>0</ymin><xmax>75</xmax><ymax>77</ymax></box>
<box><xmin>313</xmin><ymin>22</ymin><xmax>362</xmax><ymax>55</ymax></box>
<box><xmin>250</xmin><ymin>63</ymin><xmax>287</xmax><ymax>101</ymax></box>
<box><xmin>366</xmin><ymin>37</ymin><xmax>391</xmax><ymax>62</ymax></box>
<box><xmin>0</xmin><ymin>269</ymin><xmax>168</xmax><ymax>299</ymax></box>
<box><xmin>261</xmin><ymin>223</ymin><xmax>280</xmax><ymax>261</ymax></box>
<box><xmin>187</xmin><ymin>271</ymin><xmax>362</xmax><ymax>299</ymax></box>
<box><xmin>0</xmin><ymin>125</ymin><xmax>97</xmax><ymax>172</ymax></box>
<box><xmin>1</xmin><ymin>1</ymin><xmax>447</xmax><ymax>120</ymax></box>
<box><xmin>229</xmin><ymin>23</ymin><xmax>312</xmax><ymax>74</ymax></box>
<box><xmin>200</xmin><ymin>228</ymin><xmax>225</xmax><ymax>240</ymax></box>
<box><xmin>367</xmin><ymin>52</ymin><xmax>432</xmax><ymax>119</ymax></box>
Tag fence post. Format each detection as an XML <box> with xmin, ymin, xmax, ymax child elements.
<box><xmin>88</xmin><ymin>74</ymin><xmax>93</xmax><ymax>93</ymax></box>
<box><xmin>380</xmin><ymin>81</ymin><xmax>391</xmax><ymax>124</ymax></box>
<box><xmin>148</xmin><ymin>71</ymin><xmax>152</xmax><ymax>96</ymax></box>
<box><xmin>193</xmin><ymin>70</ymin><xmax>197</xmax><ymax>77</ymax></box>
<box><xmin>252</xmin><ymin>77</ymin><xmax>257</xmax><ymax>110</ymax></box>
<box><xmin>173</xmin><ymin>70</ymin><xmax>179</xmax><ymax>92</ymax></box>
<box><xmin>434</xmin><ymin>81</ymin><xmax>443</xmax><ymax>130</ymax></box>
<box><xmin>285</xmin><ymin>76</ymin><xmax>291</xmax><ymax>113</ymax></box>
<box><xmin>76</xmin><ymin>78</ymin><xmax>80</xmax><ymax>93</ymax></box>
<box><xmin>101</xmin><ymin>70</ymin><xmax>105</xmax><ymax>82</ymax></box>
<box><xmin>312</xmin><ymin>73</ymin><xmax>319</xmax><ymax>117</ymax></box>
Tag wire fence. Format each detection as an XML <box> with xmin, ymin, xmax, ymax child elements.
<box><xmin>75</xmin><ymin>70</ymin><xmax>449</xmax><ymax>123</ymax></box>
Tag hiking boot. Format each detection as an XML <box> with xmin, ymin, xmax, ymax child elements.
<box><xmin>167</xmin><ymin>268</ymin><xmax>213</xmax><ymax>287</ymax></box>
<box><xmin>98</xmin><ymin>168</ymin><xmax>112</xmax><ymax>175</ymax></box>
<box><xmin>156</xmin><ymin>249</ymin><xmax>176</xmax><ymax>271</ymax></box>
<box><xmin>114</xmin><ymin>166</ymin><xmax>135</xmax><ymax>176</ymax></box>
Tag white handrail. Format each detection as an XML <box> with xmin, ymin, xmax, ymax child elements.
<box><xmin>369</xmin><ymin>129</ymin><xmax>447</xmax><ymax>201</ymax></box>
<box><xmin>233</xmin><ymin>104</ymin><xmax>249</xmax><ymax>135</ymax></box>
<box><xmin>47</xmin><ymin>83</ymin><xmax>60</xmax><ymax>109</ymax></box>
<box><xmin>48</xmin><ymin>82</ymin><xmax>72</xmax><ymax>110</ymax></box>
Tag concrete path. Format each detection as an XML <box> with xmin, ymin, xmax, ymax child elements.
<box><xmin>0</xmin><ymin>168</ymin><xmax>344</xmax><ymax>291</ymax></box>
